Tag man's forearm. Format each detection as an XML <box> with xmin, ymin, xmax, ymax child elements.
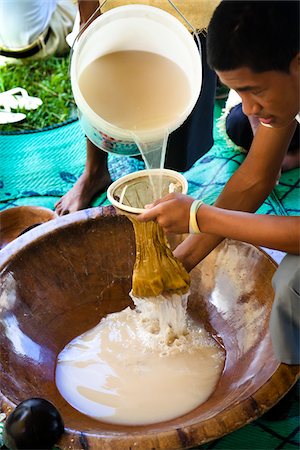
<box><xmin>174</xmin><ymin>162</ymin><xmax>278</xmax><ymax>270</ymax></box>
<box><xmin>198</xmin><ymin>205</ymin><xmax>300</xmax><ymax>254</ymax></box>
<box><xmin>173</xmin><ymin>233</ymin><xmax>223</xmax><ymax>272</ymax></box>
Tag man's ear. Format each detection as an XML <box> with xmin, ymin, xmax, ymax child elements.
<box><xmin>289</xmin><ymin>52</ymin><xmax>300</xmax><ymax>76</ymax></box>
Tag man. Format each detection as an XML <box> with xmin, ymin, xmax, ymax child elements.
<box><xmin>138</xmin><ymin>0</ymin><xmax>300</xmax><ymax>364</ymax></box>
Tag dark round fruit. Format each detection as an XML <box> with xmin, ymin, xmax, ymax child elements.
<box><xmin>3</xmin><ymin>398</ymin><xmax>64</xmax><ymax>450</ymax></box>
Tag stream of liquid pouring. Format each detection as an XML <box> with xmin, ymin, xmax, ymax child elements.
<box><xmin>132</xmin><ymin>131</ymin><xmax>169</xmax><ymax>201</ymax></box>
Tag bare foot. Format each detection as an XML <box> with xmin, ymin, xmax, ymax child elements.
<box><xmin>55</xmin><ymin>171</ymin><xmax>112</xmax><ymax>215</ymax></box>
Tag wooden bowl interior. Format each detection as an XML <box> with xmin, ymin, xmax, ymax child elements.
<box><xmin>0</xmin><ymin>208</ymin><xmax>298</xmax><ymax>449</ymax></box>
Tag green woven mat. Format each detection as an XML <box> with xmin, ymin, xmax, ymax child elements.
<box><xmin>198</xmin><ymin>382</ymin><xmax>299</xmax><ymax>450</ymax></box>
<box><xmin>0</xmin><ymin>119</ymin><xmax>144</xmax><ymax>210</ymax></box>
<box><xmin>0</xmin><ymin>104</ymin><xmax>299</xmax><ymax>214</ymax></box>
<box><xmin>0</xmin><ymin>106</ymin><xmax>299</xmax><ymax>449</ymax></box>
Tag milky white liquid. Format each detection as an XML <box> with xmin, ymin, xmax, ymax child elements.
<box><xmin>56</xmin><ymin>294</ymin><xmax>225</xmax><ymax>425</ymax></box>
<box><xmin>79</xmin><ymin>50</ymin><xmax>191</xmax><ymax>132</ymax></box>
<box><xmin>79</xmin><ymin>50</ymin><xmax>192</xmax><ymax>196</ymax></box>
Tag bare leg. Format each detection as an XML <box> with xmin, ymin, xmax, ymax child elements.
<box><xmin>55</xmin><ymin>139</ymin><xmax>112</xmax><ymax>215</ymax></box>
<box><xmin>55</xmin><ymin>2</ymin><xmax>106</xmax><ymax>215</ymax></box>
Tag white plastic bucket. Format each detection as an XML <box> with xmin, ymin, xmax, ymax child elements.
<box><xmin>71</xmin><ymin>5</ymin><xmax>202</xmax><ymax>156</ymax></box>
<box><xmin>107</xmin><ymin>168</ymin><xmax>188</xmax><ymax>214</ymax></box>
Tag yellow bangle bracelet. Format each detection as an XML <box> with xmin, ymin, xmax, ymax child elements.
<box><xmin>189</xmin><ymin>199</ymin><xmax>204</xmax><ymax>234</ymax></box>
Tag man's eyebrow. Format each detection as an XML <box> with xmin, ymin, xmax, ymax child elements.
<box><xmin>234</xmin><ymin>85</ymin><xmax>258</xmax><ymax>92</ymax></box>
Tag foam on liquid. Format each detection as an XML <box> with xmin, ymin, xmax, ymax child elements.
<box><xmin>56</xmin><ymin>293</ymin><xmax>225</xmax><ymax>425</ymax></box>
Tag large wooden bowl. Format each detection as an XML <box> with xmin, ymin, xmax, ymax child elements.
<box><xmin>0</xmin><ymin>206</ymin><xmax>57</xmax><ymax>250</ymax></box>
<box><xmin>0</xmin><ymin>207</ymin><xmax>298</xmax><ymax>449</ymax></box>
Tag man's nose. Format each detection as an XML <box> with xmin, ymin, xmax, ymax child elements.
<box><xmin>241</xmin><ymin>94</ymin><xmax>262</xmax><ymax>117</ymax></box>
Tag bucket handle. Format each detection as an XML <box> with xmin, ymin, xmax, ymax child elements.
<box><xmin>69</xmin><ymin>2</ymin><xmax>102</xmax><ymax>64</ymax></box>
<box><xmin>166</xmin><ymin>0</ymin><xmax>201</xmax><ymax>51</ymax></box>
<box><xmin>70</xmin><ymin>0</ymin><xmax>201</xmax><ymax>59</ymax></box>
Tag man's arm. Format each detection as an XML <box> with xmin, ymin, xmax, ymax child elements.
<box><xmin>78</xmin><ymin>1</ymin><xmax>100</xmax><ymax>26</ymax></box>
<box><xmin>174</xmin><ymin>122</ymin><xmax>296</xmax><ymax>270</ymax></box>
<box><xmin>174</xmin><ymin>121</ymin><xmax>297</xmax><ymax>270</ymax></box>
<box><xmin>197</xmin><ymin>205</ymin><xmax>300</xmax><ymax>254</ymax></box>
<box><xmin>138</xmin><ymin>191</ymin><xmax>299</xmax><ymax>253</ymax></box>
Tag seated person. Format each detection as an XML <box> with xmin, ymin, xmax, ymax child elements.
<box><xmin>0</xmin><ymin>0</ymin><xmax>76</xmax><ymax>65</ymax></box>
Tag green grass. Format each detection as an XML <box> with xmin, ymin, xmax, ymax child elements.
<box><xmin>0</xmin><ymin>56</ymin><xmax>76</xmax><ymax>132</ymax></box>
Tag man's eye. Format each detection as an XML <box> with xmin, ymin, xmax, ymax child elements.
<box><xmin>253</xmin><ymin>89</ymin><xmax>265</xmax><ymax>96</ymax></box>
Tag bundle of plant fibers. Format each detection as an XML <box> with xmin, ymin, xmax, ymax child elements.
<box><xmin>129</xmin><ymin>217</ymin><xmax>190</xmax><ymax>298</ymax></box>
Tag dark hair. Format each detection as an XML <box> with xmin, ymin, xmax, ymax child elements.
<box><xmin>207</xmin><ymin>1</ymin><xmax>300</xmax><ymax>73</ymax></box>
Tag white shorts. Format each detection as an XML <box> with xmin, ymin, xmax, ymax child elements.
<box><xmin>0</xmin><ymin>0</ymin><xmax>77</xmax><ymax>65</ymax></box>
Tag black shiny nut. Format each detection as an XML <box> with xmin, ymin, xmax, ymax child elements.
<box><xmin>3</xmin><ymin>398</ymin><xmax>64</xmax><ymax>449</ymax></box>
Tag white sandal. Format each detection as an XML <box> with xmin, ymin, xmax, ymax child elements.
<box><xmin>0</xmin><ymin>105</ymin><xmax>26</xmax><ymax>124</ymax></box>
<box><xmin>0</xmin><ymin>87</ymin><xmax>42</xmax><ymax>111</ymax></box>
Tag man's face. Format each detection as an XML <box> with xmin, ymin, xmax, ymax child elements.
<box><xmin>217</xmin><ymin>61</ymin><xmax>299</xmax><ymax>128</ymax></box>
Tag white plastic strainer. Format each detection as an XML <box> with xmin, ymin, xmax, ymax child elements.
<box><xmin>107</xmin><ymin>168</ymin><xmax>188</xmax><ymax>214</ymax></box>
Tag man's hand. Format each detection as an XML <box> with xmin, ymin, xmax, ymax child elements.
<box><xmin>137</xmin><ymin>193</ymin><xmax>194</xmax><ymax>234</ymax></box>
